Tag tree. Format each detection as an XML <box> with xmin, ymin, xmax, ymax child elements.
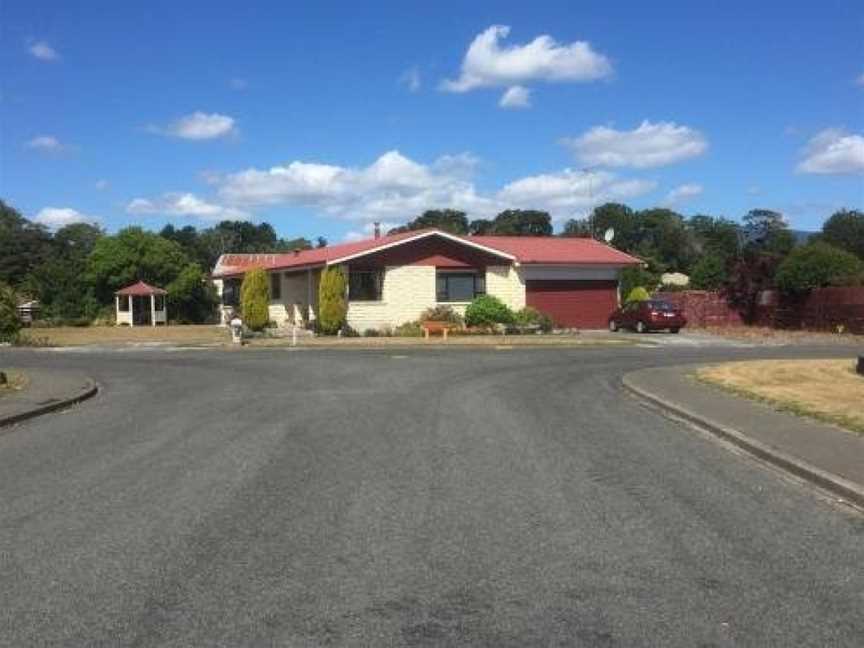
<box><xmin>688</xmin><ymin>215</ymin><xmax>740</xmax><ymax>262</ymax></box>
<box><xmin>489</xmin><ymin>209</ymin><xmax>552</xmax><ymax>236</ymax></box>
<box><xmin>560</xmin><ymin>218</ymin><xmax>593</xmax><ymax>238</ymax></box>
<box><xmin>637</xmin><ymin>208</ymin><xmax>697</xmax><ymax>273</ymax></box>
<box><xmin>239</xmin><ymin>268</ymin><xmax>270</xmax><ymax>331</ymax></box>
<box><xmin>742</xmin><ymin>208</ymin><xmax>794</xmax><ymax>256</ymax></box>
<box><xmin>590</xmin><ymin>203</ymin><xmax>640</xmax><ymax>251</ymax></box>
<box><xmin>619</xmin><ymin>266</ymin><xmax>659</xmax><ymax>300</ymax></box>
<box><xmin>87</xmin><ymin>227</ymin><xmax>190</xmax><ymax>301</ymax></box>
<box><xmin>468</xmin><ymin>219</ymin><xmax>494</xmax><ymax>235</ymax></box>
<box><xmin>775</xmin><ymin>243</ymin><xmax>864</xmax><ymax>294</ymax></box>
<box><xmin>389</xmin><ymin>210</ymin><xmax>469</xmax><ymax>235</ymax></box>
<box><xmin>819</xmin><ymin>209</ymin><xmax>864</xmax><ymax>260</ymax></box>
<box><xmin>318</xmin><ymin>266</ymin><xmax>348</xmax><ymax>334</ymax></box>
<box><xmin>167</xmin><ymin>264</ymin><xmax>219</xmax><ymax>324</ymax></box>
<box><xmin>726</xmin><ymin>251</ymin><xmax>781</xmax><ymax>322</ymax></box>
<box><xmin>689</xmin><ymin>254</ymin><xmax>727</xmax><ymax>290</ymax></box>
<box><xmin>0</xmin><ymin>283</ymin><xmax>21</xmax><ymax>342</ymax></box>
<box><xmin>0</xmin><ymin>200</ymin><xmax>52</xmax><ymax>287</ymax></box>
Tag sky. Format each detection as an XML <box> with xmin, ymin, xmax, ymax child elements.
<box><xmin>1</xmin><ymin>0</ymin><xmax>863</xmax><ymax>244</ymax></box>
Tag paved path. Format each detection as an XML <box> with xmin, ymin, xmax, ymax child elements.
<box><xmin>0</xmin><ymin>368</ymin><xmax>96</xmax><ymax>427</ymax></box>
<box><xmin>625</xmin><ymin>364</ymin><xmax>864</xmax><ymax>505</ymax></box>
<box><xmin>1</xmin><ymin>345</ymin><xmax>863</xmax><ymax>646</ymax></box>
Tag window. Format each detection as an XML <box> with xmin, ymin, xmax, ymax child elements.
<box><xmin>222</xmin><ymin>279</ymin><xmax>241</xmax><ymax>307</ymax></box>
<box><xmin>118</xmin><ymin>297</ymin><xmax>130</xmax><ymax>312</ymax></box>
<box><xmin>436</xmin><ymin>271</ymin><xmax>485</xmax><ymax>302</ymax></box>
<box><xmin>270</xmin><ymin>273</ymin><xmax>282</xmax><ymax>300</ymax></box>
<box><xmin>349</xmin><ymin>270</ymin><xmax>384</xmax><ymax>301</ymax></box>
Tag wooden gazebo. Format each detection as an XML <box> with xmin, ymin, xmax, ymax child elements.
<box><xmin>115</xmin><ymin>281</ymin><xmax>167</xmax><ymax>327</ymax></box>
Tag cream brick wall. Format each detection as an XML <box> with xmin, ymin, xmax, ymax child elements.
<box><xmin>347</xmin><ymin>265</ymin><xmax>438</xmax><ymax>331</ymax></box>
<box><xmin>486</xmin><ymin>265</ymin><xmax>526</xmax><ymax>310</ymax></box>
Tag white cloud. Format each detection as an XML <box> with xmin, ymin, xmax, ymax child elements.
<box><xmin>95</xmin><ymin>179</ymin><xmax>109</xmax><ymax>191</ymax></box>
<box><xmin>662</xmin><ymin>183</ymin><xmax>703</xmax><ymax>206</ymax></box>
<box><xmin>796</xmin><ymin>128</ymin><xmax>864</xmax><ymax>175</ymax></box>
<box><xmin>499</xmin><ymin>85</ymin><xmax>531</xmax><ymax>109</ymax></box>
<box><xmin>25</xmin><ymin>135</ymin><xmax>63</xmax><ymax>152</ymax></box>
<box><xmin>229</xmin><ymin>78</ymin><xmax>248</xmax><ymax>91</ymax></box>
<box><xmin>343</xmin><ymin>221</ymin><xmax>402</xmax><ymax>242</ymax></box>
<box><xmin>563</xmin><ymin>120</ymin><xmax>708</xmax><ymax>169</ymax></box>
<box><xmin>441</xmin><ymin>25</ymin><xmax>612</xmax><ymax>94</ymax></box>
<box><xmin>499</xmin><ymin>168</ymin><xmax>656</xmax><ymax>218</ymax></box>
<box><xmin>214</xmin><ymin>150</ymin><xmax>658</xmax><ymax>224</ymax></box>
<box><xmin>126</xmin><ymin>192</ymin><xmax>250</xmax><ymax>221</ymax></box>
<box><xmin>29</xmin><ymin>41</ymin><xmax>58</xmax><ymax>61</ymax></box>
<box><xmin>399</xmin><ymin>67</ymin><xmax>421</xmax><ymax>92</ymax></box>
<box><xmin>149</xmin><ymin>111</ymin><xmax>236</xmax><ymax>140</ymax></box>
<box><xmin>34</xmin><ymin>207</ymin><xmax>99</xmax><ymax>229</ymax></box>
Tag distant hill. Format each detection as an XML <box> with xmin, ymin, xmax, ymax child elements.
<box><xmin>791</xmin><ymin>229</ymin><xmax>816</xmax><ymax>244</ymax></box>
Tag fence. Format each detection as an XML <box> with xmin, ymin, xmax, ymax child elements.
<box><xmin>654</xmin><ymin>287</ymin><xmax>864</xmax><ymax>334</ymax></box>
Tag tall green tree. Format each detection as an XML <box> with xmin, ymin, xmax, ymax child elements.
<box><xmin>775</xmin><ymin>243</ymin><xmax>863</xmax><ymax>293</ymax></box>
<box><xmin>560</xmin><ymin>218</ymin><xmax>593</xmax><ymax>238</ymax></box>
<box><xmin>589</xmin><ymin>203</ymin><xmax>641</xmax><ymax>251</ymax></box>
<box><xmin>742</xmin><ymin>208</ymin><xmax>795</xmax><ymax>256</ymax></box>
<box><xmin>0</xmin><ymin>282</ymin><xmax>21</xmax><ymax>342</ymax></box>
<box><xmin>0</xmin><ymin>200</ymin><xmax>52</xmax><ymax>287</ymax></box>
<box><xmin>688</xmin><ymin>215</ymin><xmax>741</xmax><ymax>262</ymax></box>
<box><xmin>167</xmin><ymin>264</ymin><xmax>219</xmax><ymax>324</ymax></box>
<box><xmin>389</xmin><ymin>209</ymin><xmax>470</xmax><ymax>235</ymax></box>
<box><xmin>636</xmin><ymin>208</ymin><xmax>697</xmax><ymax>273</ymax></box>
<box><xmin>87</xmin><ymin>227</ymin><xmax>190</xmax><ymax>301</ymax></box>
<box><xmin>239</xmin><ymin>267</ymin><xmax>270</xmax><ymax>331</ymax></box>
<box><xmin>489</xmin><ymin>209</ymin><xmax>552</xmax><ymax>236</ymax></box>
<box><xmin>819</xmin><ymin>209</ymin><xmax>864</xmax><ymax>260</ymax></box>
<box><xmin>318</xmin><ymin>266</ymin><xmax>348</xmax><ymax>334</ymax></box>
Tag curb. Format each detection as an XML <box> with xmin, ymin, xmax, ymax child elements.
<box><xmin>0</xmin><ymin>379</ymin><xmax>99</xmax><ymax>429</ymax></box>
<box><xmin>622</xmin><ymin>372</ymin><xmax>864</xmax><ymax>509</ymax></box>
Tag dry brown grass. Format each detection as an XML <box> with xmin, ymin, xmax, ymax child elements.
<box><xmin>697</xmin><ymin>359</ymin><xmax>864</xmax><ymax>434</ymax></box>
<box><xmin>701</xmin><ymin>325</ymin><xmax>864</xmax><ymax>346</ymax></box>
<box><xmin>18</xmin><ymin>325</ymin><xmax>227</xmax><ymax>347</ymax></box>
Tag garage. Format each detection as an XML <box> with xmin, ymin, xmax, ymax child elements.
<box><xmin>526</xmin><ymin>280</ymin><xmax>618</xmax><ymax>329</ymax></box>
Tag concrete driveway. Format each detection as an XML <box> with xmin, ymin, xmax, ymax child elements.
<box><xmin>1</xmin><ymin>345</ymin><xmax>863</xmax><ymax>646</ymax></box>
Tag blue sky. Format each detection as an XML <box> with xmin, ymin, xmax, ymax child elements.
<box><xmin>2</xmin><ymin>0</ymin><xmax>862</xmax><ymax>242</ymax></box>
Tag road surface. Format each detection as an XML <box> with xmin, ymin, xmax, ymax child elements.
<box><xmin>1</xmin><ymin>344</ymin><xmax>862</xmax><ymax>646</ymax></box>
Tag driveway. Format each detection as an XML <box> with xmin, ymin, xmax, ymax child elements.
<box><xmin>1</xmin><ymin>345</ymin><xmax>863</xmax><ymax>646</ymax></box>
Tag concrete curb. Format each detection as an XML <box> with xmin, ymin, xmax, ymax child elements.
<box><xmin>622</xmin><ymin>371</ymin><xmax>864</xmax><ymax>509</ymax></box>
<box><xmin>0</xmin><ymin>379</ymin><xmax>99</xmax><ymax>429</ymax></box>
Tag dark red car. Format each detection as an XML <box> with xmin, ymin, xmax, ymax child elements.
<box><xmin>608</xmin><ymin>299</ymin><xmax>687</xmax><ymax>333</ymax></box>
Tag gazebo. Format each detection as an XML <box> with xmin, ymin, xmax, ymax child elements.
<box><xmin>115</xmin><ymin>281</ymin><xmax>168</xmax><ymax>327</ymax></box>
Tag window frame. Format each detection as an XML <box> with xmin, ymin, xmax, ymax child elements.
<box><xmin>222</xmin><ymin>278</ymin><xmax>241</xmax><ymax>307</ymax></box>
<box><xmin>270</xmin><ymin>273</ymin><xmax>282</xmax><ymax>301</ymax></box>
<box><xmin>348</xmin><ymin>269</ymin><xmax>385</xmax><ymax>302</ymax></box>
<box><xmin>436</xmin><ymin>270</ymin><xmax>486</xmax><ymax>303</ymax></box>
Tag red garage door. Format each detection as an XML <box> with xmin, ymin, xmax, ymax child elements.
<box><xmin>526</xmin><ymin>280</ymin><xmax>618</xmax><ymax>329</ymax></box>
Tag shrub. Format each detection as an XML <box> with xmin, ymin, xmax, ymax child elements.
<box><xmin>625</xmin><ymin>286</ymin><xmax>651</xmax><ymax>303</ymax></box>
<box><xmin>419</xmin><ymin>305</ymin><xmax>463</xmax><ymax>325</ymax></box>
<box><xmin>167</xmin><ymin>263</ymin><xmax>219</xmax><ymax>324</ymax></box>
<box><xmin>513</xmin><ymin>306</ymin><xmax>553</xmax><ymax>332</ymax></box>
<box><xmin>240</xmin><ymin>268</ymin><xmax>270</xmax><ymax>331</ymax></box>
<box><xmin>318</xmin><ymin>266</ymin><xmax>348</xmax><ymax>335</ymax></box>
<box><xmin>394</xmin><ymin>320</ymin><xmax>423</xmax><ymax>337</ymax></box>
<box><xmin>464</xmin><ymin>295</ymin><xmax>514</xmax><ymax>328</ymax></box>
<box><xmin>620</xmin><ymin>266</ymin><xmax>660</xmax><ymax>300</ymax></box>
<box><xmin>689</xmin><ymin>254</ymin><xmax>727</xmax><ymax>290</ymax></box>
<box><xmin>775</xmin><ymin>243</ymin><xmax>864</xmax><ymax>294</ymax></box>
<box><xmin>0</xmin><ymin>283</ymin><xmax>21</xmax><ymax>343</ymax></box>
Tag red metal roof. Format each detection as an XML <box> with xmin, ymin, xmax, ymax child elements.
<box><xmin>115</xmin><ymin>280</ymin><xmax>168</xmax><ymax>296</ymax></box>
<box><xmin>212</xmin><ymin>229</ymin><xmax>641</xmax><ymax>277</ymax></box>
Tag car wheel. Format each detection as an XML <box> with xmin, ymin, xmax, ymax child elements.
<box><xmin>670</xmin><ymin>327</ymin><xmax>680</xmax><ymax>334</ymax></box>
<box><xmin>608</xmin><ymin>319</ymin><xmax>618</xmax><ymax>332</ymax></box>
<box><xmin>636</xmin><ymin>321</ymin><xmax>647</xmax><ymax>334</ymax></box>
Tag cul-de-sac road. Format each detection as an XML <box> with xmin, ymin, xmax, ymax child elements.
<box><xmin>1</xmin><ymin>344</ymin><xmax>863</xmax><ymax>646</ymax></box>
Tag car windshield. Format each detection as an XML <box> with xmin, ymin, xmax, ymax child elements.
<box><xmin>647</xmin><ymin>300</ymin><xmax>675</xmax><ymax>311</ymax></box>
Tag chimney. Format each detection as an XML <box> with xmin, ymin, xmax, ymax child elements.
<box><xmin>373</xmin><ymin>222</ymin><xmax>381</xmax><ymax>239</ymax></box>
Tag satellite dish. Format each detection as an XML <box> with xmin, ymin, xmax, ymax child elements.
<box><xmin>603</xmin><ymin>227</ymin><xmax>615</xmax><ymax>243</ymax></box>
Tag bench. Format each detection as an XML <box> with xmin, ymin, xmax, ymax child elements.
<box><xmin>421</xmin><ymin>321</ymin><xmax>453</xmax><ymax>340</ymax></box>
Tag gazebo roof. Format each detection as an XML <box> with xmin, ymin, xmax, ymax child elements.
<box><xmin>115</xmin><ymin>280</ymin><xmax>168</xmax><ymax>296</ymax></box>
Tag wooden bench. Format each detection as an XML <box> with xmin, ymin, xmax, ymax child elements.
<box><xmin>421</xmin><ymin>321</ymin><xmax>453</xmax><ymax>340</ymax></box>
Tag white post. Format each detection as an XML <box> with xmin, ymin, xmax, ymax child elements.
<box><xmin>129</xmin><ymin>295</ymin><xmax>134</xmax><ymax>327</ymax></box>
<box><xmin>150</xmin><ymin>294</ymin><xmax>156</xmax><ymax>327</ymax></box>
<box><xmin>115</xmin><ymin>296</ymin><xmax>120</xmax><ymax>326</ymax></box>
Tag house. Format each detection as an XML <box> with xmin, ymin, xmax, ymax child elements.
<box><xmin>211</xmin><ymin>228</ymin><xmax>642</xmax><ymax>330</ymax></box>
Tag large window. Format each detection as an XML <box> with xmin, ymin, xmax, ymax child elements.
<box><xmin>270</xmin><ymin>273</ymin><xmax>282</xmax><ymax>300</ymax></box>
<box><xmin>222</xmin><ymin>279</ymin><xmax>241</xmax><ymax>307</ymax></box>
<box><xmin>349</xmin><ymin>269</ymin><xmax>384</xmax><ymax>301</ymax></box>
<box><xmin>436</xmin><ymin>271</ymin><xmax>485</xmax><ymax>302</ymax></box>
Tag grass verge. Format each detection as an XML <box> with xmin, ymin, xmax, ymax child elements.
<box><xmin>696</xmin><ymin>359</ymin><xmax>864</xmax><ymax>434</ymax></box>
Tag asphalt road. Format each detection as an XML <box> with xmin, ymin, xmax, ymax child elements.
<box><xmin>1</xmin><ymin>343</ymin><xmax>863</xmax><ymax>646</ymax></box>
